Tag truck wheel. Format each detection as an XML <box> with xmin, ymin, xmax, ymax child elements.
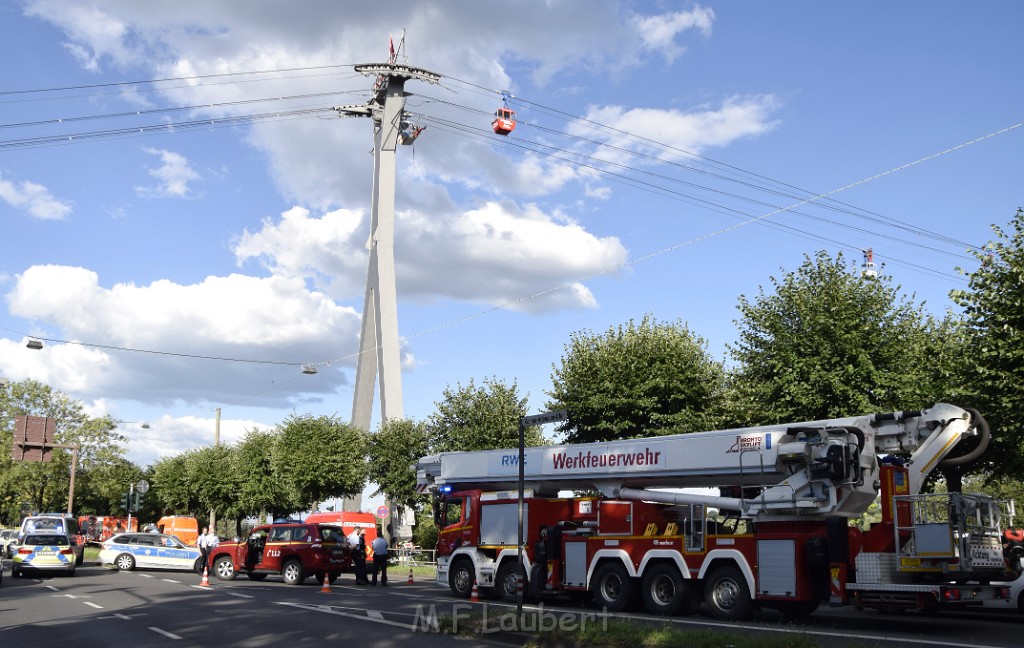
<box><xmin>704</xmin><ymin>566</ymin><xmax>754</xmax><ymax>621</ymax></box>
<box><xmin>641</xmin><ymin>563</ymin><xmax>688</xmax><ymax>616</ymax></box>
<box><xmin>449</xmin><ymin>559</ymin><xmax>475</xmax><ymax>598</ymax></box>
<box><xmin>591</xmin><ymin>562</ymin><xmax>633</xmax><ymax>612</ymax></box>
<box><xmin>495</xmin><ymin>562</ymin><xmax>520</xmax><ymax>603</ymax></box>
<box><xmin>282</xmin><ymin>559</ymin><xmax>305</xmax><ymax>585</ymax></box>
<box><xmin>214</xmin><ymin>555</ymin><xmax>237</xmax><ymax>581</ymax></box>
<box><xmin>115</xmin><ymin>553</ymin><xmax>136</xmax><ymax>571</ymax></box>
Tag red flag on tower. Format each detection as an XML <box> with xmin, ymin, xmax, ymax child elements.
<box><xmin>389</xmin><ymin>35</ymin><xmax>395</xmax><ymax>62</ymax></box>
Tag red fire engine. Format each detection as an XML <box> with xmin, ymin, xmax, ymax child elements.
<box><xmin>416</xmin><ymin>403</ymin><xmax>1020</xmax><ymax>619</ymax></box>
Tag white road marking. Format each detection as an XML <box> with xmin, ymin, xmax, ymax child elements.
<box><xmin>275</xmin><ymin>602</ymin><xmax>410</xmax><ymax>629</ymax></box>
<box><xmin>227</xmin><ymin>592</ymin><xmax>254</xmax><ymax>598</ymax></box>
<box><xmin>149</xmin><ymin>627</ymin><xmax>181</xmax><ymax>640</ymax></box>
<box><xmin>84</xmin><ymin>602</ymin><xmax>103</xmax><ymax>609</ymax></box>
<box><xmin>162</xmin><ymin>578</ymin><xmax>181</xmax><ymax>584</ymax></box>
<box><xmin>46</xmin><ymin>585</ymin><xmax>60</xmax><ymax>591</ymax></box>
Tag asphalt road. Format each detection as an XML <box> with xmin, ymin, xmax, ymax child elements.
<box><xmin>2</xmin><ymin>560</ymin><xmax>1022</xmax><ymax>648</ymax></box>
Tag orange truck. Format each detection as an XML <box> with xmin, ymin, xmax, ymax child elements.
<box><xmin>155</xmin><ymin>515</ymin><xmax>200</xmax><ymax>545</ymax></box>
<box><xmin>79</xmin><ymin>515</ymin><xmax>139</xmax><ymax>543</ymax></box>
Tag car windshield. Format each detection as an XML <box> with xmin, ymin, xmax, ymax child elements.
<box><xmin>25</xmin><ymin>534</ymin><xmax>69</xmax><ymax>546</ymax></box>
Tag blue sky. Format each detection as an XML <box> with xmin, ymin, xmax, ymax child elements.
<box><xmin>1</xmin><ymin>2</ymin><xmax>1021</xmax><ymax>510</ymax></box>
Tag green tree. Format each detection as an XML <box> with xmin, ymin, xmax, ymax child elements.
<box><xmin>728</xmin><ymin>251</ymin><xmax>943</xmax><ymax>425</ymax></box>
<box><xmin>427</xmin><ymin>376</ymin><xmax>542</xmax><ymax>453</ymax></box>
<box><xmin>367</xmin><ymin>418</ymin><xmax>429</xmax><ymax>512</ymax></box>
<box><xmin>0</xmin><ymin>380</ymin><xmax>131</xmax><ymax>521</ymax></box>
<box><xmin>152</xmin><ymin>452</ymin><xmax>201</xmax><ymax>515</ymax></box>
<box><xmin>236</xmin><ymin>428</ymin><xmax>302</xmax><ymax>524</ymax></box>
<box><xmin>548</xmin><ymin>315</ymin><xmax>725</xmax><ymax>443</ymax></box>
<box><xmin>273</xmin><ymin>414</ymin><xmax>368</xmax><ymax>510</ymax></box>
<box><xmin>951</xmin><ymin>208</ymin><xmax>1024</xmax><ymax>480</ymax></box>
<box><xmin>187</xmin><ymin>444</ymin><xmax>242</xmax><ymax>525</ymax></box>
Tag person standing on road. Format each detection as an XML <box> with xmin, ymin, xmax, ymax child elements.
<box><xmin>198</xmin><ymin>527</ymin><xmax>210</xmax><ymax>571</ymax></box>
<box><xmin>352</xmin><ymin>529</ymin><xmax>369</xmax><ymax>585</ymax></box>
<box><xmin>203</xmin><ymin>527</ymin><xmax>219</xmax><ymax>565</ymax></box>
<box><xmin>370</xmin><ymin>533</ymin><xmax>388</xmax><ymax>586</ymax></box>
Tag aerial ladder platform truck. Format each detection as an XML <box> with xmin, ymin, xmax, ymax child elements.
<box><xmin>415</xmin><ymin>403</ymin><xmax>1020</xmax><ymax>619</ymax></box>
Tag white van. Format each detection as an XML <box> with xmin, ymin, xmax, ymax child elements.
<box><xmin>18</xmin><ymin>514</ymin><xmax>85</xmax><ymax>566</ymax></box>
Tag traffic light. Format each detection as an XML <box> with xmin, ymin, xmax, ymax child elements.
<box><xmin>133</xmin><ymin>491</ymin><xmax>144</xmax><ymax>512</ymax></box>
<box><xmin>120</xmin><ymin>491</ymin><xmax>130</xmax><ymax>510</ymax></box>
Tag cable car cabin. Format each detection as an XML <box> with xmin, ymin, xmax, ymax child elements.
<box><xmin>492</xmin><ymin>107</ymin><xmax>516</xmax><ymax>135</ymax></box>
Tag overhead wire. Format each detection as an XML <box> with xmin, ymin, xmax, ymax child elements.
<box><xmin>2</xmin><ymin>63</ymin><xmax>1014</xmax><ymax>371</ymax></box>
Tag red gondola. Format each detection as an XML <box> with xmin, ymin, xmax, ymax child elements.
<box><xmin>492</xmin><ymin>91</ymin><xmax>516</xmax><ymax>135</ymax></box>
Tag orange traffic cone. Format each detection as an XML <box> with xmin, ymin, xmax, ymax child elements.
<box><xmin>407</xmin><ymin>568</ymin><xmax>414</xmax><ymax>585</ymax></box>
<box><xmin>470</xmin><ymin>579</ymin><xmax>480</xmax><ymax>603</ymax></box>
<box><xmin>320</xmin><ymin>573</ymin><xmax>331</xmax><ymax>593</ymax></box>
<box><xmin>199</xmin><ymin>566</ymin><xmax>210</xmax><ymax>587</ymax></box>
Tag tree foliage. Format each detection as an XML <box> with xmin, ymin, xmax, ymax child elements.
<box><xmin>427</xmin><ymin>376</ymin><xmax>542</xmax><ymax>453</ymax></box>
<box><xmin>547</xmin><ymin>315</ymin><xmax>725</xmax><ymax>443</ymax></box>
<box><xmin>367</xmin><ymin>418</ymin><xmax>429</xmax><ymax>511</ymax></box>
<box><xmin>273</xmin><ymin>413</ymin><xmax>368</xmax><ymax>509</ymax></box>
<box><xmin>0</xmin><ymin>380</ymin><xmax>129</xmax><ymax>523</ymax></box>
<box><xmin>951</xmin><ymin>208</ymin><xmax>1024</xmax><ymax>479</ymax></box>
<box><xmin>727</xmin><ymin>251</ymin><xmax>947</xmax><ymax>425</ymax></box>
<box><xmin>236</xmin><ymin>428</ymin><xmax>302</xmax><ymax>520</ymax></box>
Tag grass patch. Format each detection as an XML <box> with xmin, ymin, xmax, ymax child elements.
<box><xmin>84</xmin><ymin>546</ymin><xmax>101</xmax><ymax>561</ymax></box>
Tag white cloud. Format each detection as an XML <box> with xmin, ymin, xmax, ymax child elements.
<box><xmin>633</xmin><ymin>7</ymin><xmax>715</xmax><ymax>63</ymax></box>
<box><xmin>4</xmin><ymin>265</ymin><xmax>361</xmax><ymax>405</ymax></box>
<box><xmin>135</xmin><ymin>148</ymin><xmax>201</xmax><ymax>198</ymax></box>
<box><xmin>234</xmin><ymin>202</ymin><xmax>627</xmax><ymax>312</ymax></box>
<box><xmin>0</xmin><ymin>173</ymin><xmax>73</xmax><ymax>220</ymax></box>
<box><xmin>571</xmin><ymin>96</ymin><xmax>782</xmax><ymax>163</ymax></box>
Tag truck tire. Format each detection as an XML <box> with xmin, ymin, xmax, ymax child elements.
<box><xmin>591</xmin><ymin>562</ymin><xmax>633</xmax><ymax>612</ymax></box>
<box><xmin>641</xmin><ymin>563</ymin><xmax>688</xmax><ymax>616</ymax></box>
<box><xmin>449</xmin><ymin>559</ymin><xmax>475</xmax><ymax>598</ymax></box>
<box><xmin>495</xmin><ymin>562</ymin><xmax>520</xmax><ymax>603</ymax></box>
<box><xmin>115</xmin><ymin>553</ymin><xmax>136</xmax><ymax>571</ymax></box>
<box><xmin>214</xmin><ymin>555</ymin><xmax>237</xmax><ymax>581</ymax></box>
<box><xmin>704</xmin><ymin>566</ymin><xmax>754</xmax><ymax>621</ymax></box>
<box><xmin>282</xmin><ymin>559</ymin><xmax>305</xmax><ymax>585</ymax></box>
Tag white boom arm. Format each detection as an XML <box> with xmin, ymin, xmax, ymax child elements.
<box><xmin>416</xmin><ymin>403</ymin><xmax>984</xmax><ymax>519</ymax></box>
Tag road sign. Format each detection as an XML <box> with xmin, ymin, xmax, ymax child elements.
<box><xmin>521</xmin><ymin>410</ymin><xmax>568</xmax><ymax>427</ymax></box>
<box><xmin>136</xmin><ymin>479</ymin><xmax>150</xmax><ymax>494</ymax></box>
<box><xmin>12</xmin><ymin>415</ymin><xmax>56</xmax><ymax>461</ymax></box>
<box><xmin>376</xmin><ymin>505</ymin><xmax>390</xmax><ymax>519</ymax></box>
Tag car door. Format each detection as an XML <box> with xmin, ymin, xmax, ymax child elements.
<box><xmin>261</xmin><ymin>526</ymin><xmax>291</xmax><ymax>572</ymax></box>
<box><xmin>132</xmin><ymin>534</ymin><xmax>159</xmax><ymax>568</ymax></box>
<box><xmin>156</xmin><ymin>534</ymin><xmax>190</xmax><ymax>569</ymax></box>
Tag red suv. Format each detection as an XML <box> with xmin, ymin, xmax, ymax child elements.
<box><xmin>209</xmin><ymin>522</ymin><xmax>352</xmax><ymax>585</ymax></box>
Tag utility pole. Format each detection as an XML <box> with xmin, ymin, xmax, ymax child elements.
<box><xmin>335</xmin><ymin>52</ymin><xmax>439</xmax><ymax>511</ymax></box>
<box><xmin>210</xmin><ymin>407</ymin><xmax>220</xmax><ymax>532</ymax></box>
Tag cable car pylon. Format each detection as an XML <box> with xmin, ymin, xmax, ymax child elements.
<box><xmin>333</xmin><ymin>40</ymin><xmax>441</xmax><ymax>462</ymax></box>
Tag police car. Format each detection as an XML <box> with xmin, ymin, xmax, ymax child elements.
<box><xmin>11</xmin><ymin>533</ymin><xmax>77</xmax><ymax>577</ymax></box>
<box><xmin>99</xmin><ymin>532</ymin><xmax>204</xmax><ymax>572</ymax></box>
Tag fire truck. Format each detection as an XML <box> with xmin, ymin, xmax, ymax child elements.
<box><xmin>415</xmin><ymin>403</ymin><xmax>1020</xmax><ymax>619</ymax></box>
